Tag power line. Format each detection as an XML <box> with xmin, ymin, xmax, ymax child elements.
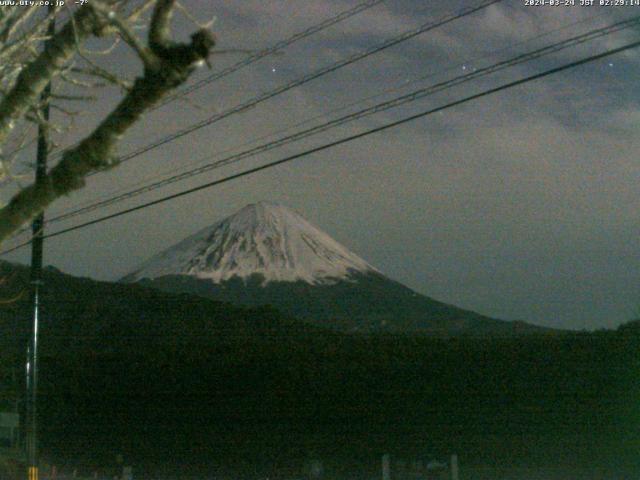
<box><xmin>154</xmin><ymin>0</ymin><xmax>387</xmax><ymax>110</ymax></box>
<box><xmin>4</xmin><ymin>0</ymin><xmax>505</xmax><ymax>243</ymax></box>
<box><xmin>84</xmin><ymin>0</ymin><xmax>504</xmax><ymax>173</ymax></box>
<box><xmin>38</xmin><ymin>8</ymin><xmax>614</xmax><ymax>228</ymax></box>
<box><xmin>40</xmin><ymin>15</ymin><xmax>640</xmax><ymax>226</ymax></box>
<box><xmin>2</xmin><ymin>37</ymin><xmax>638</xmax><ymax>256</ymax></box>
<box><xmin>45</xmin><ymin>0</ymin><xmax>387</xmax><ymax>164</ymax></box>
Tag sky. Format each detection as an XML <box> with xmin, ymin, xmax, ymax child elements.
<box><xmin>2</xmin><ymin>0</ymin><xmax>639</xmax><ymax>330</ymax></box>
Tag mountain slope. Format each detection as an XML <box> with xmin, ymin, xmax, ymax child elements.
<box><xmin>124</xmin><ymin>202</ymin><xmax>549</xmax><ymax>336</ymax></box>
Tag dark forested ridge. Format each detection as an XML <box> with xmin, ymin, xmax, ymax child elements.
<box><xmin>130</xmin><ymin>272</ymin><xmax>553</xmax><ymax>336</ymax></box>
<box><xmin>1</xmin><ymin>261</ymin><xmax>638</xmax><ymax>479</ymax></box>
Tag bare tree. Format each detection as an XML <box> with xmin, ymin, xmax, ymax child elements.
<box><xmin>0</xmin><ymin>0</ymin><xmax>215</xmax><ymax>245</ymax></box>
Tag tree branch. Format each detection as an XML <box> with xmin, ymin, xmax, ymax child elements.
<box><xmin>0</xmin><ymin>0</ymin><xmax>216</xmax><ymax>244</ymax></box>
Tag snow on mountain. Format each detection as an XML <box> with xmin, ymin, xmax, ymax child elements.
<box><xmin>125</xmin><ymin>202</ymin><xmax>377</xmax><ymax>285</ymax></box>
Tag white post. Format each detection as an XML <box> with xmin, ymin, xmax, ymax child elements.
<box><xmin>450</xmin><ymin>454</ymin><xmax>459</xmax><ymax>480</ymax></box>
<box><xmin>382</xmin><ymin>454</ymin><xmax>391</xmax><ymax>480</ymax></box>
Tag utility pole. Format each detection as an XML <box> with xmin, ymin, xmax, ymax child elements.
<box><xmin>26</xmin><ymin>6</ymin><xmax>55</xmax><ymax>480</ymax></box>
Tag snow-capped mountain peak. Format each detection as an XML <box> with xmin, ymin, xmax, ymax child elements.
<box><xmin>124</xmin><ymin>202</ymin><xmax>377</xmax><ymax>285</ymax></box>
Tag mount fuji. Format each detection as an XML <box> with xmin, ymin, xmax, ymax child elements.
<box><xmin>124</xmin><ymin>201</ymin><xmax>376</xmax><ymax>286</ymax></box>
<box><xmin>122</xmin><ymin>202</ymin><xmax>547</xmax><ymax>336</ymax></box>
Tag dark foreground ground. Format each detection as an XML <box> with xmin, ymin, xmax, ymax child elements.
<box><xmin>31</xmin><ymin>325</ymin><xmax>640</xmax><ymax>480</ymax></box>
